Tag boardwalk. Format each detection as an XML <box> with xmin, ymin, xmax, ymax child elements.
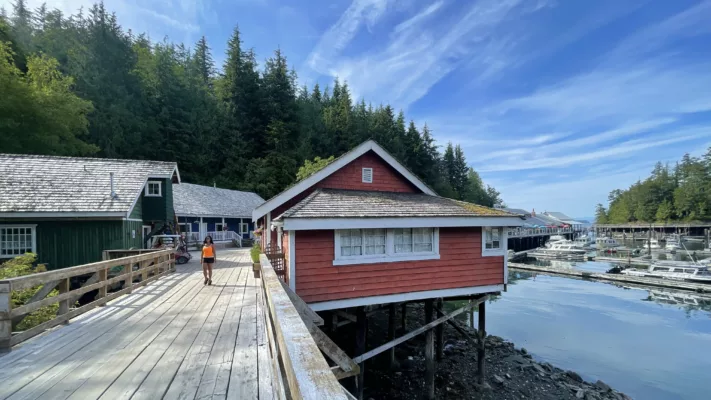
<box><xmin>0</xmin><ymin>249</ymin><xmax>274</xmax><ymax>400</ymax></box>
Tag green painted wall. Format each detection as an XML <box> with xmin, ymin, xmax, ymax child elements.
<box><xmin>142</xmin><ymin>179</ymin><xmax>173</xmax><ymax>222</ymax></box>
<box><xmin>122</xmin><ymin>220</ymin><xmax>143</xmax><ymax>249</ymax></box>
<box><xmin>129</xmin><ymin>195</ymin><xmax>143</xmax><ymax>219</ymax></box>
<box><xmin>8</xmin><ymin>220</ymin><xmax>138</xmax><ymax>269</ymax></box>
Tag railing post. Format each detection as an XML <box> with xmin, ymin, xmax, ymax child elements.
<box><xmin>125</xmin><ymin>262</ymin><xmax>134</xmax><ymax>293</ymax></box>
<box><xmin>0</xmin><ymin>282</ymin><xmax>11</xmax><ymax>349</ymax></box>
<box><xmin>98</xmin><ymin>268</ymin><xmax>108</xmax><ymax>303</ymax></box>
<box><xmin>57</xmin><ymin>278</ymin><xmax>70</xmax><ymax>317</ymax></box>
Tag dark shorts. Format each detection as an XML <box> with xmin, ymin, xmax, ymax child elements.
<box><xmin>203</xmin><ymin>257</ymin><xmax>214</xmax><ymax>264</ymax></box>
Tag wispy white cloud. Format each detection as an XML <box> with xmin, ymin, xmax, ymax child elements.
<box><xmin>306</xmin><ymin>0</ymin><xmax>391</xmax><ymax>73</ymax></box>
<box><xmin>392</xmin><ymin>0</ymin><xmax>443</xmax><ymax>34</ymax></box>
<box><xmin>306</xmin><ymin>0</ymin><xmax>552</xmax><ymax>107</ymax></box>
<box><xmin>479</xmin><ymin>127</ymin><xmax>711</xmax><ymax>172</ymax></box>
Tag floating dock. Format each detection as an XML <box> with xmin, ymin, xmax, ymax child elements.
<box><xmin>508</xmin><ymin>262</ymin><xmax>711</xmax><ymax>293</ymax></box>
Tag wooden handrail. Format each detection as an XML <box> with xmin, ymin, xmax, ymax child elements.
<box><xmin>0</xmin><ymin>249</ymin><xmax>175</xmax><ymax>348</ymax></box>
<box><xmin>260</xmin><ymin>254</ymin><xmax>347</xmax><ymax>400</ymax></box>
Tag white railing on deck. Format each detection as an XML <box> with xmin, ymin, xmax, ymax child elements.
<box><xmin>186</xmin><ymin>231</ymin><xmax>243</xmax><ymax>245</ymax></box>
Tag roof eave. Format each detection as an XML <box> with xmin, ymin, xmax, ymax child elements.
<box><xmin>281</xmin><ymin>216</ymin><xmax>525</xmax><ymax>230</ymax></box>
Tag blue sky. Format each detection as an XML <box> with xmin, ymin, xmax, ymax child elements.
<box><xmin>7</xmin><ymin>0</ymin><xmax>711</xmax><ymax>218</ymax></box>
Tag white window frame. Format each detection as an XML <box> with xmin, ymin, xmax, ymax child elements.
<box><xmin>362</xmin><ymin>167</ymin><xmax>373</xmax><ymax>183</ymax></box>
<box><xmin>334</xmin><ymin>228</ymin><xmax>440</xmax><ymax>266</ymax></box>
<box><xmin>0</xmin><ymin>224</ymin><xmax>37</xmax><ymax>258</ymax></box>
<box><xmin>241</xmin><ymin>222</ymin><xmax>249</xmax><ymax>235</ymax></box>
<box><xmin>215</xmin><ymin>222</ymin><xmax>225</xmax><ymax>231</ymax></box>
<box><xmin>178</xmin><ymin>223</ymin><xmax>192</xmax><ymax>233</ymax></box>
<box><xmin>482</xmin><ymin>226</ymin><xmax>506</xmax><ymax>256</ymax></box>
<box><xmin>145</xmin><ymin>181</ymin><xmax>162</xmax><ymax>197</ymax></box>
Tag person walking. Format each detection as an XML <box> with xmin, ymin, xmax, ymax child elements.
<box><xmin>201</xmin><ymin>235</ymin><xmax>216</xmax><ymax>285</ymax></box>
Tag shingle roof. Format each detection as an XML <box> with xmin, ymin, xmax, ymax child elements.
<box><xmin>276</xmin><ymin>189</ymin><xmax>519</xmax><ymax>219</ymax></box>
<box><xmin>0</xmin><ymin>154</ymin><xmax>178</xmax><ymax>214</ymax></box>
<box><xmin>173</xmin><ymin>183</ymin><xmax>264</xmax><ymax>218</ymax></box>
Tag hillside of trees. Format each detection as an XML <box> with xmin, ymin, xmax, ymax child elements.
<box><xmin>0</xmin><ymin>1</ymin><xmax>504</xmax><ymax>207</ymax></box>
<box><xmin>595</xmin><ymin>152</ymin><xmax>711</xmax><ymax>224</ymax></box>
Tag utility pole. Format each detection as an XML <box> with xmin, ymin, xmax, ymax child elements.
<box><xmin>647</xmin><ymin>224</ymin><xmax>652</xmax><ymax>256</ymax></box>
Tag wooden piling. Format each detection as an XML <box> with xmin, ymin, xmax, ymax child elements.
<box><xmin>400</xmin><ymin>303</ymin><xmax>407</xmax><ymax>330</ymax></box>
<box><xmin>477</xmin><ymin>300</ymin><xmax>486</xmax><ymax>385</ymax></box>
<box><xmin>388</xmin><ymin>303</ymin><xmax>396</xmax><ymax>369</ymax></box>
<box><xmin>425</xmin><ymin>299</ymin><xmax>435</xmax><ymax>400</ymax></box>
<box><xmin>355</xmin><ymin>307</ymin><xmax>367</xmax><ymax>400</ymax></box>
<box><xmin>435</xmin><ymin>298</ymin><xmax>444</xmax><ymax>361</ymax></box>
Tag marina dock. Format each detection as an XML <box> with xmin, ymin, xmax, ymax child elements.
<box><xmin>509</xmin><ymin>262</ymin><xmax>711</xmax><ymax>294</ymax></box>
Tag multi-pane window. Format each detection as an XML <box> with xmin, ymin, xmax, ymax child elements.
<box><xmin>364</xmin><ymin>229</ymin><xmax>386</xmax><ymax>255</ymax></box>
<box><xmin>146</xmin><ymin>181</ymin><xmax>161</xmax><ymax>197</ymax></box>
<box><xmin>484</xmin><ymin>227</ymin><xmax>501</xmax><ymax>249</ymax></box>
<box><xmin>336</xmin><ymin>228</ymin><xmax>438</xmax><ymax>264</ymax></box>
<box><xmin>394</xmin><ymin>228</ymin><xmax>434</xmax><ymax>253</ymax></box>
<box><xmin>0</xmin><ymin>226</ymin><xmax>35</xmax><ymax>257</ymax></box>
<box><xmin>340</xmin><ymin>229</ymin><xmax>363</xmax><ymax>256</ymax></box>
<box><xmin>241</xmin><ymin>223</ymin><xmax>249</xmax><ymax>234</ymax></box>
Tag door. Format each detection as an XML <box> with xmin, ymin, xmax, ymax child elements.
<box><xmin>201</xmin><ymin>223</ymin><xmax>208</xmax><ymax>241</ymax></box>
<box><xmin>142</xmin><ymin>225</ymin><xmax>152</xmax><ymax>248</ymax></box>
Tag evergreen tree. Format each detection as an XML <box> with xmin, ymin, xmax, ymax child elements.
<box><xmin>594</xmin><ymin>204</ymin><xmax>608</xmax><ymax>224</ymax></box>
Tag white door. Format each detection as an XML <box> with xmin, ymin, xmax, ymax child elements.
<box><xmin>201</xmin><ymin>223</ymin><xmax>208</xmax><ymax>240</ymax></box>
<box><xmin>142</xmin><ymin>225</ymin><xmax>152</xmax><ymax>248</ymax></box>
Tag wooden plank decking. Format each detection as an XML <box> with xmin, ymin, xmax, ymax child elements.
<box><xmin>0</xmin><ymin>249</ymin><xmax>274</xmax><ymax>400</ymax></box>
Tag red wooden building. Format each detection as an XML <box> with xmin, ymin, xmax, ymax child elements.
<box><xmin>253</xmin><ymin>140</ymin><xmax>523</xmax><ymax>311</ymax></box>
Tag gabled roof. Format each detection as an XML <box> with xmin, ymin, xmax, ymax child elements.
<box><xmin>0</xmin><ymin>153</ymin><xmax>179</xmax><ymax>217</ymax></box>
<box><xmin>503</xmin><ymin>208</ymin><xmax>531</xmax><ymax>217</ymax></box>
<box><xmin>252</xmin><ymin>140</ymin><xmax>437</xmax><ymax>221</ymax></box>
<box><xmin>276</xmin><ymin>189</ymin><xmax>517</xmax><ymax>219</ymax></box>
<box><xmin>173</xmin><ymin>183</ymin><xmax>264</xmax><ymax>218</ymax></box>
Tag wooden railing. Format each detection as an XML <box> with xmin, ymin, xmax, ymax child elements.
<box><xmin>259</xmin><ymin>254</ymin><xmax>348</xmax><ymax>400</ymax></box>
<box><xmin>0</xmin><ymin>250</ymin><xmax>174</xmax><ymax>348</ymax></box>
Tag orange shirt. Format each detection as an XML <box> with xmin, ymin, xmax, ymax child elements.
<box><xmin>202</xmin><ymin>245</ymin><xmax>214</xmax><ymax>258</ymax></box>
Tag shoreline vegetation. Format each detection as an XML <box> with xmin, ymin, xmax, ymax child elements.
<box><xmin>1</xmin><ymin>1</ymin><xmax>504</xmax><ymax>209</ymax></box>
<box><xmin>363</xmin><ymin>302</ymin><xmax>631</xmax><ymax>400</ymax></box>
<box><xmin>596</xmin><ymin>151</ymin><xmax>711</xmax><ymax>225</ymax></box>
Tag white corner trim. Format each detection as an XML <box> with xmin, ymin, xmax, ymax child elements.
<box><xmin>252</xmin><ymin>140</ymin><xmax>436</xmax><ymax>222</ymax></box>
<box><xmin>504</xmin><ymin>245</ymin><xmax>509</xmax><ymax>284</ymax></box>
<box><xmin>289</xmin><ymin>230</ymin><xmax>296</xmax><ymax>291</ymax></box>
<box><xmin>481</xmin><ymin>227</ymin><xmax>507</xmax><ymax>257</ymax></box>
<box><xmin>285</xmin><ymin>217</ymin><xmax>524</xmax><ymax>231</ymax></box>
<box><xmin>145</xmin><ymin>180</ymin><xmax>162</xmax><ymax>197</ymax></box>
<box><xmin>265</xmin><ymin>212</ymin><xmax>271</xmax><ymax>247</ymax></box>
<box><xmin>308</xmin><ymin>284</ymin><xmax>505</xmax><ymax>312</ymax></box>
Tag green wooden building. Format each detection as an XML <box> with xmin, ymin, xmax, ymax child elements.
<box><xmin>0</xmin><ymin>154</ymin><xmax>181</xmax><ymax>269</ymax></box>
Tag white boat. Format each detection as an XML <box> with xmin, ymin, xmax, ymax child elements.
<box><xmin>545</xmin><ymin>234</ymin><xmax>568</xmax><ymax>248</ymax></box>
<box><xmin>665</xmin><ymin>239</ymin><xmax>682</xmax><ymax>251</ymax></box>
<box><xmin>622</xmin><ymin>263</ymin><xmax>711</xmax><ymax>283</ymax></box>
<box><xmin>643</xmin><ymin>239</ymin><xmax>662</xmax><ymax>250</ymax></box>
<box><xmin>573</xmin><ymin>235</ymin><xmax>593</xmax><ymax>247</ymax></box>
<box><xmin>534</xmin><ymin>241</ymin><xmax>587</xmax><ymax>257</ymax></box>
<box><xmin>595</xmin><ymin>237</ymin><xmax>621</xmax><ymax>249</ymax></box>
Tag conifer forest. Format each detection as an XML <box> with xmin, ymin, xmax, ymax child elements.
<box><xmin>0</xmin><ymin>1</ymin><xmax>504</xmax><ymax>207</ymax></box>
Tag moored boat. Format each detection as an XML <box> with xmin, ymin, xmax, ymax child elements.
<box><xmin>621</xmin><ymin>263</ymin><xmax>711</xmax><ymax>283</ymax></box>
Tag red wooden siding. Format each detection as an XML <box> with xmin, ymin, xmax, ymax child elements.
<box><xmin>316</xmin><ymin>151</ymin><xmax>418</xmax><ymax>193</ymax></box>
<box><xmin>294</xmin><ymin>228</ymin><xmax>504</xmax><ymax>303</ymax></box>
<box><xmin>270</xmin><ymin>151</ymin><xmax>420</xmax><ymax>219</ymax></box>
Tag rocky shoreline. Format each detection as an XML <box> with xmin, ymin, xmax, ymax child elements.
<box><xmin>361</xmin><ymin>303</ymin><xmax>632</xmax><ymax>400</ymax></box>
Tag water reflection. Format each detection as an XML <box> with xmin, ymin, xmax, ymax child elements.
<box><xmin>449</xmin><ymin>262</ymin><xmax>711</xmax><ymax>400</ymax></box>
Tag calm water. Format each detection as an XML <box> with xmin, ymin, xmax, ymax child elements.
<box><xmin>459</xmin><ymin>259</ymin><xmax>711</xmax><ymax>400</ymax></box>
